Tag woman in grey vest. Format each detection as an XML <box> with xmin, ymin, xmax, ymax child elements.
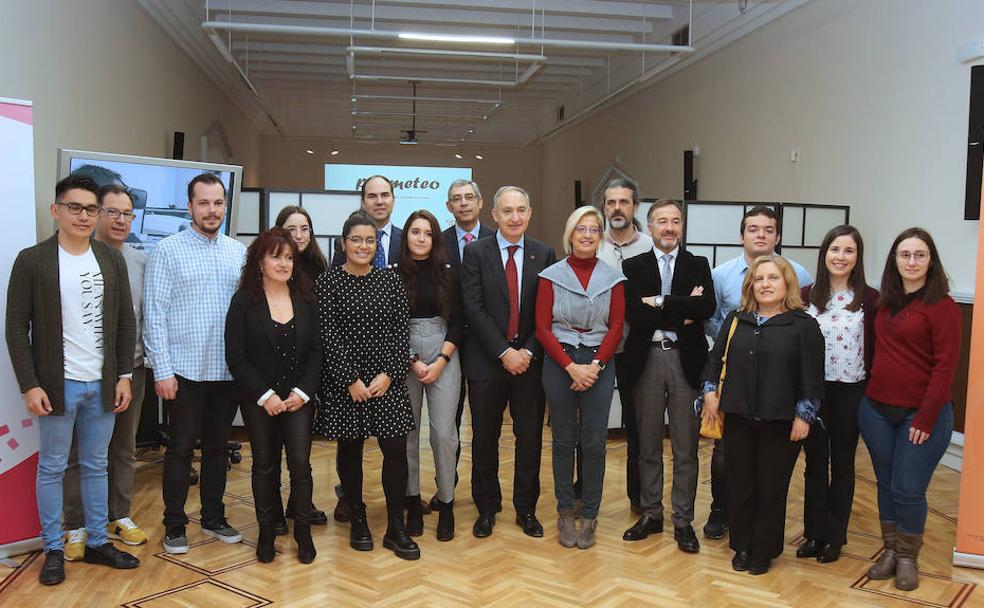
<box><xmin>535</xmin><ymin>206</ymin><xmax>625</xmax><ymax>549</ymax></box>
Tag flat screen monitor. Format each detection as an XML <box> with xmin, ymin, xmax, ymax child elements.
<box><xmin>57</xmin><ymin>149</ymin><xmax>243</xmax><ymax>253</ymax></box>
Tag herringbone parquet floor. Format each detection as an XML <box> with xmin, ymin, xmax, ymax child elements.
<box><xmin>0</xmin><ymin>409</ymin><xmax>979</xmax><ymax>607</ymax></box>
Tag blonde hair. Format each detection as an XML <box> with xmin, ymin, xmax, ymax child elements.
<box><xmin>739</xmin><ymin>255</ymin><xmax>805</xmax><ymax>313</ymax></box>
<box><xmin>562</xmin><ymin>206</ymin><xmax>606</xmax><ymax>255</ymax></box>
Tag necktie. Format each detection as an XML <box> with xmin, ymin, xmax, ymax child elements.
<box><xmin>372</xmin><ymin>229</ymin><xmax>386</xmax><ymax>268</ymax></box>
<box><xmin>660</xmin><ymin>253</ymin><xmax>673</xmax><ymax>296</ymax></box>
<box><xmin>506</xmin><ymin>245</ymin><xmax>520</xmax><ymax>340</ymax></box>
<box><xmin>463</xmin><ymin>232</ymin><xmax>475</xmax><ymax>245</ymax></box>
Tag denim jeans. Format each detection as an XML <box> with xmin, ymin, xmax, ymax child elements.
<box><xmin>37</xmin><ymin>380</ymin><xmax>116</xmax><ymax>551</ymax></box>
<box><xmin>857</xmin><ymin>396</ymin><xmax>953</xmax><ymax>534</ymax></box>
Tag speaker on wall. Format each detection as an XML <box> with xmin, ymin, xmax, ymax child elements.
<box><xmin>171</xmin><ymin>131</ymin><xmax>185</xmax><ymax>160</ymax></box>
<box><xmin>684</xmin><ymin>150</ymin><xmax>698</xmax><ymax>200</ymax></box>
<box><xmin>574</xmin><ymin>179</ymin><xmax>583</xmax><ymax>207</ymax></box>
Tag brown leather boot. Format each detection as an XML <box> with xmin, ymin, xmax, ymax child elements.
<box><xmin>867</xmin><ymin>521</ymin><xmax>897</xmax><ymax>580</ymax></box>
<box><xmin>895</xmin><ymin>530</ymin><xmax>923</xmax><ymax>591</ymax></box>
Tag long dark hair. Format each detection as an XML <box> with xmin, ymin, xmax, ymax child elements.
<box><xmin>274</xmin><ymin>205</ymin><xmax>328</xmax><ymax>278</ymax></box>
<box><xmin>239</xmin><ymin>228</ymin><xmax>311</xmax><ymax>302</ymax></box>
<box><xmin>398</xmin><ymin>210</ymin><xmax>453</xmax><ymax>320</ymax></box>
<box><xmin>810</xmin><ymin>225</ymin><xmax>867</xmax><ymax>313</ymax></box>
<box><xmin>878</xmin><ymin>227</ymin><xmax>949</xmax><ymax>310</ymax></box>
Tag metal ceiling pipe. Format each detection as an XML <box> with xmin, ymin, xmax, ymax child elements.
<box><xmin>201</xmin><ymin>21</ymin><xmax>695</xmax><ymax>54</ymax></box>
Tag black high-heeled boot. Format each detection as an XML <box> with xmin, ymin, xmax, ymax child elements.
<box><xmin>350</xmin><ymin>503</ymin><xmax>373</xmax><ymax>551</ymax></box>
<box><xmin>294</xmin><ymin>524</ymin><xmax>316</xmax><ymax>564</ymax></box>
<box><xmin>436</xmin><ymin>499</ymin><xmax>455</xmax><ymax>542</ymax></box>
<box><xmin>256</xmin><ymin>525</ymin><xmax>276</xmax><ymax>563</ymax></box>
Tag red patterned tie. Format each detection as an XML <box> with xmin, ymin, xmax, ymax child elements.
<box><xmin>506</xmin><ymin>245</ymin><xmax>520</xmax><ymax>340</ymax></box>
<box><xmin>463</xmin><ymin>232</ymin><xmax>475</xmax><ymax>245</ymax></box>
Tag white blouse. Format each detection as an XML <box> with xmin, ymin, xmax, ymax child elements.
<box><xmin>806</xmin><ymin>289</ymin><xmax>866</xmax><ymax>383</ymax></box>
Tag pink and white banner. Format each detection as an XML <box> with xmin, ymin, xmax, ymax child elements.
<box><xmin>0</xmin><ymin>97</ymin><xmax>40</xmax><ymax>556</ymax></box>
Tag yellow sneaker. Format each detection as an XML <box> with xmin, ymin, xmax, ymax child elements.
<box><xmin>64</xmin><ymin>528</ymin><xmax>86</xmax><ymax>561</ymax></box>
<box><xmin>107</xmin><ymin>517</ymin><xmax>148</xmax><ymax>546</ymax></box>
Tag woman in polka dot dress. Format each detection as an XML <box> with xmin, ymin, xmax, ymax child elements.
<box><xmin>314</xmin><ymin>211</ymin><xmax>419</xmax><ymax>560</ymax></box>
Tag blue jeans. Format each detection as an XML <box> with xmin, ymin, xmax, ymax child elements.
<box><xmin>857</xmin><ymin>396</ymin><xmax>952</xmax><ymax>534</ymax></box>
<box><xmin>37</xmin><ymin>380</ymin><xmax>115</xmax><ymax>551</ymax></box>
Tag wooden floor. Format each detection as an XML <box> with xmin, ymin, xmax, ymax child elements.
<box><xmin>1</xmin><ymin>412</ymin><xmax>979</xmax><ymax>608</ymax></box>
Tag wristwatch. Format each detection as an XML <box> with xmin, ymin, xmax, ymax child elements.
<box><xmin>409</xmin><ymin>351</ymin><xmax>420</xmax><ymax>364</ymax></box>
<box><xmin>438</xmin><ymin>353</ymin><xmax>452</xmax><ymax>363</ymax></box>
<box><xmin>592</xmin><ymin>359</ymin><xmax>606</xmax><ymax>370</ymax></box>
<box><xmin>654</xmin><ymin>295</ymin><xmax>665</xmax><ymax>308</ymax></box>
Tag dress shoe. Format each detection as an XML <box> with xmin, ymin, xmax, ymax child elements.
<box><xmin>383</xmin><ymin>523</ymin><xmax>421</xmax><ymax>560</ymax></box>
<box><xmin>272</xmin><ymin>519</ymin><xmax>289</xmax><ymax>536</ymax></box>
<box><xmin>674</xmin><ymin>525</ymin><xmax>700</xmax><ymax>554</ymax></box>
<box><xmin>703</xmin><ymin>510</ymin><xmax>728</xmax><ymax>540</ymax></box>
<box><xmin>256</xmin><ymin>525</ymin><xmax>276</xmax><ymax>563</ymax></box>
<box><xmin>39</xmin><ymin>550</ymin><xmax>65</xmax><ymax>586</ymax></box>
<box><xmin>405</xmin><ymin>495</ymin><xmax>424</xmax><ymax>537</ymax></box>
<box><xmin>436</xmin><ymin>500</ymin><xmax>455</xmax><ymax>542</ymax></box>
<box><xmin>818</xmin><ymin>543</ymin><xmax>842</xmax><ymax>563</ymax></box>
<box><xmin>796</xmin><ymin>538</ymin><xmax>823</xmax><ymax>558</ymax></box>
<box><xmin>334</xmin><ymin>498</ymin><xmax>355</xmax><ymax>523</ymax></box>
<box><xmin>748</xmin><ymin>557</ymin><xmax>772</xmax><ymax>575</ymax></box>
<box><xmin>349</xmin><ymin>504</ymin><xmax>373</xmax><ymax>551</ymax></box>
<box><xmin>732</xmin><ymin>550</ymin><xmax>751</xmax><ymax>572</ymax></box>
<box><xmin>516</xmin><ymin>513</ymin><xmax>544</xmax><ymax>537</ymax></box>
<box><xmin>473</xmin><ymin>513</ymin><xmax>495</xmax><ymax>538</ymax></box>
<box><xmin>83</xmin><ymin>543</ymin><xmax>140</xmax><ymax>569</ymax></box>
<box><xmin>622</xmin><ymin>513</ymin><xmax>663</xmax><ymax>541</ymax></box>
<box><xmin>294</xmin><ymin>524</ymin><xmax>316</xmax><ymax>564</ymax></box>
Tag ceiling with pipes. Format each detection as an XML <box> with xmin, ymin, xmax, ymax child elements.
<box><xmin>139</xmin><ymin>0</ymin><xmax>811</xmax><ymax>148</ymax></box>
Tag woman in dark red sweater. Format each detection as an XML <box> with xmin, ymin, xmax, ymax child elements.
<box><xmin>535</xmin><ymin>205</ymin><xmax>624</xmax><ymax>550</ymax></box>
<box><xmin>859</xmin><ymin>227</ymin><xmax>960</xmax><ymax>592</ymax></box>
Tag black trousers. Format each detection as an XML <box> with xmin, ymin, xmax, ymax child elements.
<box><xmin>725</xmin><ymin>414</ymin><xmax>802</xmax><ymax>560</ymax></box>
<box><xmin>162</xmin><ymin>377</ymin><xmax>239</xmax><ymax>528</ymax></box>
<box><xmin>615</xmin><ymin>353</ymin><xmax>640</xmax><ymax>507</ymax></box>
<box><xmin>242</xmin><ymin>400</ymin><xmax>314</xmax><ymax>526</ymax></box>
<box><xmin>710</xmin><ymin>439</ymin><xmax>727</xmax><ymax>514</ymax></box>
<box><xmin>337</xmin><ymin>435</ymin><xmax>408</xmax><ymax>521</ymax></box>
<box><xmin>803</xmin><ymin>381</ymin><xmax>865</xmax><ymax>546</ymax></box>
<box><xmin>469</xmin><ymin>363</ymin><xmax>546</xmax><ymax>515</ymax></box>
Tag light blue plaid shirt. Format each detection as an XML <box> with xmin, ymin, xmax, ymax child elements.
<box><xmin>144</xmin><ymin>228</ymin><xmax>246</xmax><ymax>382</ymax></box>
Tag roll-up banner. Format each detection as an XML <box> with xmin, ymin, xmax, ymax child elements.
<box><xmin>0</xmin><ymin>97</ymin><xmax>41</xmax><ymax>559</ymax></box>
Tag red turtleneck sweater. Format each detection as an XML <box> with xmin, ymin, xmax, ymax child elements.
<box><xmin>535</xmin><ymin>255</ymin><xmax>624</xmax><ymax>368</ymax></box>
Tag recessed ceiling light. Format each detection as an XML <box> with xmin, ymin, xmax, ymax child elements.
<box><xmin>330</xmin><ymin>149</ymin><xmax>340</xmax><ymax>156</ymax></box>
<box><xmin>467</xmin><ymin>128</ymin><xmax>474</xmax><ymax>133</ymax></box>
<box><xmin>453</xmin><ymin>152</ymin><xmax>463</xmax><ymax>159</ymax></box>
<box><xmin>305</xmin><ymin>149</ymin><xmax>314</xmax><ymax>154</ymax></box>
<box><xmin>475</xmin><ymin>154</ymin><xmax>483</xmax><ymax>160</ymax></box>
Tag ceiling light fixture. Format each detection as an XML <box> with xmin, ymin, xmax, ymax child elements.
<box><xmin>398</xmin><ymin>32</ymin><xmax>515</xmax><ymax>45</ymax></box>
<box><xmin>453</xmin><ymin>152</ymin><xmax>463</xmax><ymax>159</ymax></box>
<box><xmin>305</xmin><ymin>149</ymin><xmax>314</xmax><ymax>154</ymax></box>
<box><xmin>330</xmin><ymin>148</ymin><xmax>340</xmax><ymax>156</ymax></box>
<box><xmin>475</xmin><ymin>153</ymin><xmax>483</xmax><ymax>160</ymax></box>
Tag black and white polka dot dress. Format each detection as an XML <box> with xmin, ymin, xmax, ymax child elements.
<box><xmin>314</xmin><ymin>266</ymin><xmax>414</xmax><ymax>440</ymax></box>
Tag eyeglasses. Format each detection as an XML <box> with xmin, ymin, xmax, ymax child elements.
<box><xmin>57</xmin><ymin>202</ymin><xmax>100</xmax><ymax>217</ymax></box>
<box><xmin>896</xmin><ymin>251</ymin><xmax>930</xmax><ymax>263</ymax></box>
<box><xmin>449</xmin><ymin>193</ymin><xmax>477</xmax><ymax>203</ymax></box>
<box><xmin>574</xmin><ymin>225</ymin><xmax>602</xmax><ymax>236</ymax></box>
<box><xmin>101</xmin><ymin>208</ymin><xmax>136</xmax><ymax>221</ymax></box>
<box><xmin>285</xmin><ymin>226</ymin><xmax>311</xmax><ymax>236</ymax></box>
<box><xmin>345</xmin><ymin>236</ymin><xmax>377</xmax><ymax>247</ymax></box>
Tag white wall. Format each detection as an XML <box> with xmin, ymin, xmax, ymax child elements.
<box><xmin>0</xmin><ymin>0</ymin><xmax>263</xmax><ymax>239</ymax></box>
<box><xmin>539</xmin><ymin>0</ymin><xmax>984</xmax><ymax>296</ymax></box>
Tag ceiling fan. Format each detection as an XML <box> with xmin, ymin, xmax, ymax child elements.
<box><xmin>400</xmin><ymin>81</ymin><xmax>427</xmax><ymax>145</ymax></box>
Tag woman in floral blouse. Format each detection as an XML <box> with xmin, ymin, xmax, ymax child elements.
<box><xmin>797</xmin><ymin>225</ymin><xmax>878</xmax><ymax>564</ymax></box>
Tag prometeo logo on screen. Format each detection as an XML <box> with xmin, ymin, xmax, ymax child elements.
<box><xmin>355</xmin><ymin>177</ymin><xmax>442</xmax><ymax>190</ymax></box>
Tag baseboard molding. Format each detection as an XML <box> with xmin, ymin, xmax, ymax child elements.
<box><xmin>941</xmin><ymin>431</ymin><xmax>965</xmax><ymax>471</ymax></box>
<box><xmin>953</xmin><ymin>549</ymin><xmax>984</xmax><ymax>569</ymax></box>
<box><xmin>0</xmin><ymin>536</ymin><xmax>42</xmax><ymax>561</ymax></box>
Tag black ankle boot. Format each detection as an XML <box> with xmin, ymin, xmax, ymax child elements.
<box><xmin>384</xmin><ymin>518</ymin><xmax>421</xmax><ymax>560</ymax></box>
<box><xmin>436</xmin><ymin>499</ymin><xmax>455</xmax><ymax>542</ymax></box>
<box><xmin>294</xmin><ymin>524</ymin><xmax>316</xmax><ymax>564</ymax></box>
<box><xmin>350</xmin><ymin>503</ymin><xmax>373</xmax><ymax>551</ymax></box>
<box><xmin>256</xmin><ymin>525</ymin><xmax>275</xmax><ymax>563</ymax></box>
<box><xmin>406</xmin><ymin>495</ymin><xmax>424</xmax><ymax>537</ymax></box>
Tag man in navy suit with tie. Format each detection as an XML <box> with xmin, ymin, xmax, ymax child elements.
<box><xmin>460</xmin><ymin>185</ymin><xmax>556</xmax><ymax>539</ymax></box>
<box><xmin>332</xmin><ymin>175</ymin><xmax>402</xmax><ymax>267</ymax></box>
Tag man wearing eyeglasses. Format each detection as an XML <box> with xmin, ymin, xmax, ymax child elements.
<box><xmin>144</xmin><ymin>173</ymin><xmax>246</xmax><ymax>556</ymax></box>
<box><xmin>597</xmin><ymin>178</ymin><xmax>654</xmax><ymax>516</ymax></box>
<box><xmin>6</xmin><ymin>175</ymin><xmax>139</xmax><ymax>585</ymax></box>
<box><xmin>620</xmin><ymin>199</ymin><xmax>715</xmax><ymax>555</ymax></box>
<box><xmin>63</xmin><ymin>185</ymin><xmax>149</xmax><ymax>560</ymax></box>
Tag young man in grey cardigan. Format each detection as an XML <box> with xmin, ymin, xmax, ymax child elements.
<box><xmin>5</xmin><ymin>174</ymin><xmax>139</xmax><ymax>586</ymax></box>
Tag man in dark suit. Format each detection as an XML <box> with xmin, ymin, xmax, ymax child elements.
<box><xmin>426</xmin><ymin>179</ymin><xmax>496</xmax><ymax>511</ymax></box>
<box><xmin>460</xmin><ymin>185</ymin><xmax>556</xmax><ymax>539</ymax></box>
<box><xmin>332</xmin><ymin>174</ymin><xmax>402</xmax><ymax>267</ymax></box>
<box><xmin>620</xmin><ymin>199</ymin><xmax>715</xmax><ymax>554</ymax></box>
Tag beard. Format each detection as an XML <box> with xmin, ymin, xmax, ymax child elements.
<box><xmin>608</xmin><ymin>214</ymin><xmax>629</xmax><ymax>229</ymax></box>
<box><xmin>193</xmin><ymin>216</ymin><xmax>222</xmax><ymax>235</ymax></box>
